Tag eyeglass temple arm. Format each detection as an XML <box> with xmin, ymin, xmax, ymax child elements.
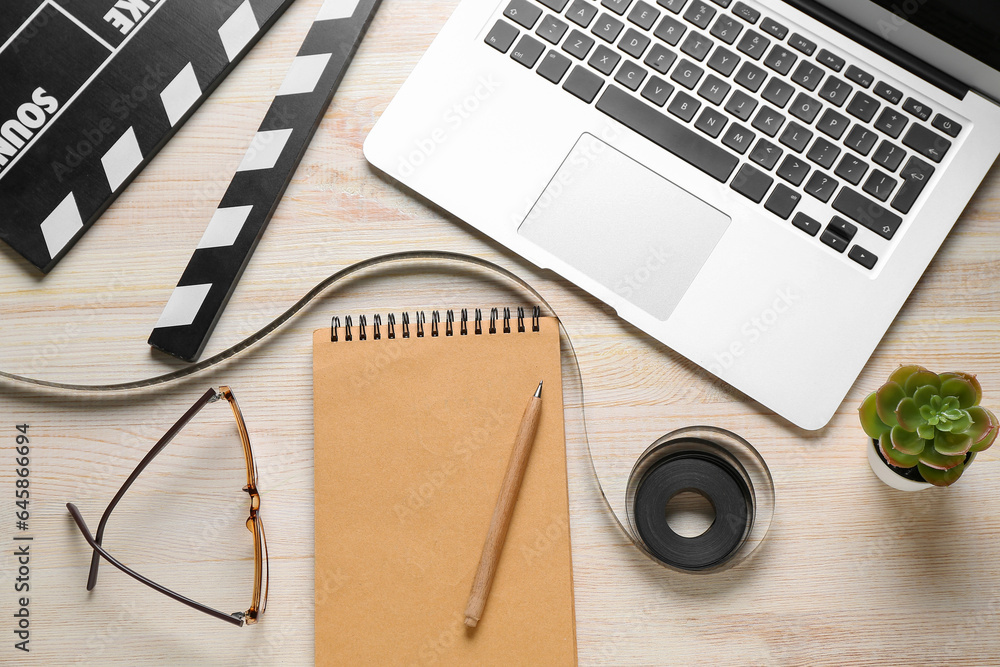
<box><xmin>87</xmin><ymin>388</ymin><xmax>221</xmax><ymax>591</ymax></box>
<box><xmin>67</xmin><ymin>502</ymin><xmax>245</xmax><ymax>626</ymax></box>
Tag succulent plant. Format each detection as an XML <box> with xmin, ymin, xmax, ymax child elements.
<box><xmin>859</xmin><ymin>365</ymin><xmax>998</xmax><ymax>487</ymax></box>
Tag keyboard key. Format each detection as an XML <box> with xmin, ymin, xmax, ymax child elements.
<box><xmin>511</xmin><ymin>34</ymin><xmax>546</xmax><ymax>67</ymax></box>
<box><xmin>734</xmin><ymin>62</ymin><xmax>767</xmax><ymax>92</ymax></box>
<box><xmin>540</xmin><ymin>0</ymin><xmax>570</xmax><ymax>10</ymax></box>
<box><xmin>504</xmin><ymin>0</ymin><xmax>542</xmax><ymax>29</ymax></box>
<box><xmin>684</xmin><ymin>1</ymin><xmax>716</xmax><ymax>28</ymax></box>
<box><xmin>849</xmin><ymin>245</ymin><xmax>878</xmax><ymax>270</ymax></box>
<box><xmin>788</xmin><ymin>33</ymin><xmax>816</xmax><ymax>56</ymax></box>
<box><xmin>732</xmin><ymin>2</ymin><xmax>760</xmax><ymax>23</ymax></box>
<box><xmin>568</xmin><ymin>0</ymin><xmax>599</xmax><ymax>27</ymax></box>
<box><xmin>792</xmin><ymin>212</ymin><xmax>821</xmax><ymax>236</ymax></box>
<box><xmin>485</xmin><ymin>20</ymin><xmax>520</xmax><ymax>53</ymax></box>
<box><xmin>721</xmin><ymin>122</ymin><xmax>755</xmax><ymax>154</ymax></box>
<box><xmin>764</xmin><ymin>46</ymin><xmax>797</xmax><ymax>76</ymax></box>
<box><xmin>818</xmin><ymin>77</ymin><xmax>852</xmax><ymax>107</ymax></box>
<box><xmin>891</xmin><ymin>156</ymin><xmax>934</xmax><ymax>214</ymax></box>
<box><xmin>629</xmin><ymin>1</ymin><xmax>661</xmax><ymax>29</ymax></box>
<box><xmin>846</xmin><ymin>92</ymin><xmax>880</xmax><ymax>123</ymax></box>
<box><xmin>833</xmin><ymin>187</ymin><xmax>902</xmax><ymax>239</ymax></box>
<box><xmin>816</xmin><ymin>109</ymin><xmax>850</xmax><ymax>140</ymax></box>
<box><xmin>872</xmin><ymin>141</ymin><xmax>906</xmax><ymax>172</ymax></box>
<box><xmin>902</xmin><ymin>97</ymin><xmax>932</xmax><ymax>121</ymax></box>
<box><xmin>844</xmin><ymin>65</ymin><xmax>874</xmax><ymax>88</ymax></box>
<box><xmin>593</xmin><ymin>13</ymin><xmax>625</xmax><ymax>42</ymax></box>
<box><xmin>761</xmin><ymin>78</ymin><xmax>795</xmax><ymax>108</ymax></box>
<box><xmin>821</xmin><ymin>229</ymin><xmax>849</xmax><ymax>252</ymax></box>
<box><xmin>807</xmin><ymin>137</ymin><xmax>840</xmax><ymax>169</ymax></box>
<box><xmin>641</xmin><ymin>75</ymin><xmax>675</xmax><ymax>106</ymax></box>
<box><xmin>671</xmin><ymin>59</ymin><xmax>705</xmax><ymax>88</ymax></box>
<box><xmin>602</xmin><ymin>0</ymin><xmax>635</xmax><ymax>15</ymax></box>
<box><xmin>709</xmin><ymin>0</ymin><xmax>732</xmax><ymax>6</ymax></box>
<box><xmin>710</xmin><ymin>15</ymin><xmax>743</xmax><ymax>44</ymax></box>
<box><xmin>873</xmin><ymin>81</ymin><xmax>903</xmax><ymax>105</ymax></box>
<box><xmin>695</xmin><ymin>107</ymin><xmax>728</xmax><ymax>137</ymax></box>
<box><xmin>828</xmin><ymin>216</ymin><xmax>857</xmax><ymax>241</ymax></box>
<box><xmin>791</xmin><ymin>61</ymin><xmax>824</xmax><ymax>91</ymax></box>
<box><xmin>816</xmin><ymin>49</ymin><xmax>845</xmax><ymax>71</ymax></box>
<box><xmin>619</xmin><ymin>28</ymin><xmax>651</xmax><ymax>57</ymax></box>
<box><xmin>654</xmin><ymin>15</ymin><xmax>687</xmax><ymax>45</ymax></box>
<box><xmin>777</xmin><ymin>154</ymin><xmax>810</xmax><ymax>185</ymax></box>
<box><xmin>615</xmin><ymin>60</ymin><xmax>649</xmax><ymax>90</ymax></box>
<box><xmin>707</xmin><ymin>46</ymin><xmax>740</xmax><ymax>76</ymax></box>
<box><xmin>789</xmin><ymin>93</ymin><xmax>822</xmax><ymax>124</ymax></box>
<box><xmin>863</xmin><ymin>169</ymin><xmax>897</xmax><ymax>201</ymax></box>
<box><xmin>657</xmin><ymin>0</ymin><xmax>688</xmax><ymax>13</ymax></box>
<box><xmin>804</xmin><ymin>171</ymin><xmax>839</xmax><ymax>202</ymax></box>
<box><xmin>537</xmin><ymin>15</ymin><xmax>569</xmax><ymax>44</ymax></box>
<box><xmin>731</xmin><ymin>164</ymin><xmax>773</xmax><ymax>202</ymax></box>
<box><xmin>737</xmin><ymin>30</ymin><xmax>770</xmax><ymax>60</ymax></box>
<box><xmin>932</xmin><ymin>113</ymin><xmax>962</xmax><ymax>138</ymax></box>
<box><xmin>835</xmin><ymin>154</ymin><xmax>868</xmax><ymax>185</ymax></box>
<box><xmin>873</xmin><ymin>108</ymin><xmax>908</xmax><ymax>138</ymax></box>
<box><xmin>698</xmin><ymin>75</ymin><xmax>731</xmax><ymax>105</ymax></box>
<box><xmin>537</xmin><ymin>50</ymin><xmax>573</xmax><ymax>83</ymax></box>
<box><xmin>563</xmin><ymin>30</ymin><xmax>596</xmax><ymax>59</ymax></box>
<box><xmin>589</xmin><ymin>44</ymin><xmax>622</xmax><ymax>74</ymax></box>
<box><xmin>749</xmin><ymin>138</ymin><xmax>782</xmax><ymax>170</ymax></box>
<box><xmin>725</xmin><ymin>89</ymin><xmax>758</xmax><ymax>120</ymax></box>
<box><xmin>596</xmin><ymin>85</ymin><xmax>739</xmax><ymax>180</ymax></box>
<box><xmin>765</xmin><ymin>183</ymin><xmax>801</xmax><ymax>219</ymax></box>
<box><xmin>681</xmin><ymin>31</ymin><xmax>713</xmax><ymax>61</ymax></box>
<box><xmin>902</xmin><ymin>123</ymin><xmax>951</xmax><ymax>163</ymax></box>
<box><xmin>752</xmin><ymin>105</ymin><xmax>785</xmax><ymax>137</ymax></box>
<box><xmin>644</xmin><ymin>43</ymin><xmax>678</xmax><ymax>73</ymax></box>
<box><xmin>845</xmin><ymin>125</ymin><xmax>878</xmax><ymax>155</ymax></box>
<box><xmin>668</xmin><ymin>90</ymin><xmax>702</xmax><ymax>120</ymax></box>
<box><xmin>563</xmin><ymin>65</ymin><xmax>605</xmax><ymax>102</ymax></box>
<box><xmin>779</xmin><ymin>121</ymin><xmax>813</xmax><ymax>153</ymax></box>
<box><xmin>760</xmin><ymin>17</ymin><xmax>788</xmax><ymax>40</ymax></box>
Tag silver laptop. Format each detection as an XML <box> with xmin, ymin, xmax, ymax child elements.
<box><xmin>364</xmin><ymin>0</ymin><xmax>1000</xmax><ymax>429</ymax></box>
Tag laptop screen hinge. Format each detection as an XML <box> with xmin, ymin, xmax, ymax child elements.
<box><xmin>783</xmin><ymin>0</ymin><xmax>969</xmax><ymax>100</ymax></box>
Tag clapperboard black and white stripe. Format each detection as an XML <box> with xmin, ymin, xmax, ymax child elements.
<box><xmin>0</xmin><ymin>0</ymin><xmax>296</xmax><ymax>273</ymax></box>
<box><xmin>147</xmin><ymin>0</ymin><xmax>381</xmax><ymax>362</ymax></box>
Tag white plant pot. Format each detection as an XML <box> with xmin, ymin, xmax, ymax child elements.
<box><xmin>867</xmin><ymin>438</ymin><xmax>932</xmax><ymax>491</ymax></box>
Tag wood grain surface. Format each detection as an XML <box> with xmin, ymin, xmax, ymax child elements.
<box><xmin>0</xmin><ymin>0</ymin><xmax>999</xmax><ymax>664</ymax></box>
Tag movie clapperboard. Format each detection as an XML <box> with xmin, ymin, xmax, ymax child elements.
<box><xmin>0</xmin><ymin>0</ymin><xmax>296</xmax><ymax>273</ymax></box>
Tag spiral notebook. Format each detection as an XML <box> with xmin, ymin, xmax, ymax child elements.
<box><xmin>313</xmin><ymin>308</ymin><xmax>576</xmax><ymax>666</ymax></box>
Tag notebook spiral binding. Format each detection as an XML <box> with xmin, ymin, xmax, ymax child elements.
<box><xmin>330</xmin><ymin>307</ymin><xmax>541</xmax><ymax>342</ymax></box>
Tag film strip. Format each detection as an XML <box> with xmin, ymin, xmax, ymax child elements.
<box><xmin>330</xmin><ymin>307</ymin><xmax>543</xmax><ymax>341</ymax></box>
<box><xmin>148</xmin><ymin>0</ymin><xmax>382</xmax><ymax>362</ymax></box>
<box><xmin>0</xmin><ymin>0</ymin><xmax>297</xmax><ymax>273</ymax></box>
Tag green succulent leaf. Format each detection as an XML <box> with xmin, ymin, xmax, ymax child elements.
<box><xmin>859</xmin><ymin>392</ymin><xmax>891</xmax><ymax>439</ymax></box>
<box><xmin>919</xmin><ymin>441</ymin><xmax>968</xmax><ymax>469</ymax></box>
<box><xmin>889</xmin><ymin>365</ymin><xmax>930</xmax><ymax>390</ymax></box>
<box><xmin>904</xmin><ymin>369</ymin><xmax>941</xmax><ymax>396</ymax></box>
<box><xmin>916</xmin><ymin>423</ymin><xmax>937</xmax><ymax>440</ymax></box>
<box><xmin>917</xmin><ymin>462</ymin><xmax>966</xmax><ymax>487</ymax></box>
<box><xmin>940</xmin><ymin>377</ymin><xmax>978</xmax><ymax>409</ymax></box>
<box><xmin>895</xmin><ymin>397</ymin><xmax>925</xmax><ymax>432</ymax></box>
<box><xmin>968</xmin><ymin>407</ymin><xmax>998</xmax><ymax>453</ymax></box>
<box><xmin>934</xmin><ymin>430</ymin><xmax>973</xmax><ymax>456</ymax></box>
<box><xmin>890</xmin><ymin>425</ymin><xmax>926</xmax><ymax>456</ymax></box>
<box><xmin>875</xmin><ymin>381</ymin><xmax>906</xmax><ymax>428</ymax></box>
<box><xmin>912</xmin><ymin>384</ymin><xmax>938</xmax><ymax>410</ymax></box>
<box><xmin>942</xmin><ymin>411</ymin><xmax>973</xmax><ymax>434</ymax></box>
<box><xmin>879</xmin><ymin>437</ymin><xmax>920</xmax><ymax>468</ymax></box>
<box><xmin>939</xmin><ymin>372</ymin><xmax>983</xmax><ymax>406</ymax></box>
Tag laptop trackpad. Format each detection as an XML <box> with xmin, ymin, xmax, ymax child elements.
<box><xmin>518</xmin><ymin>133</ymin><xmax>730</xmax><ymax>321</ymax></box>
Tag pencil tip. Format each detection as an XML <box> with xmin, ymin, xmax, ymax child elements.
<box><xmin>534</xmin><ymin>381</ymin><xmax>543</xmax><ymax>398</ymax></box>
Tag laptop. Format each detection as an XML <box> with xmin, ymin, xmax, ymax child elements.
<box><xmin>363</xmin><ymin>0</ymin><xmax>1000</xmax><ymax>430</ymax></box>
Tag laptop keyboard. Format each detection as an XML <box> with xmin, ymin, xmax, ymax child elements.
<box><xmin>484</xmin><ymin>0</ymin><xmax>965</xmax><ymax>271</ymax></box>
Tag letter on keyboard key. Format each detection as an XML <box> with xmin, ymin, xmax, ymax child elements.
<box><xmin>568</xmin><ymin>0</ymin><xmax>599</xmax><ymax>27</ymax></box>
<box><xmin>596</xmin><ymin>86</ymin><xmax>739</xmax><ymax>181</ymax></box>
<box><xmin>645</xmin><ymin>43</ymin><xmax>678</xmax><ymax>73</ymax></box>
<box><xmin>654</xmin><ymin>15</ymin><xmax>687</xmax><ymax>45</ymax></box>
<box><xmin>563</xmin><ymin>65</ymin><xmax>605</xmax><ymax>102</ymax></box>
<box><xmin>731</xmin><ymin>164</ymin><xmax>774</xmax><ymax>203</ymax></box>
<box><xmin>602</xmin><ymin>0</ymin><xmax>634</xmax><ymax>15</ymax></box>
<box><xmin>485</xmin><ymin>20</ymin><xmax>520</xmax><ymax>53</ymax></box>
<box><xmin>902</xmin><ymin>123</ymin><xmax>951</xmax><ymax>163</ymax></box>
<box><xmin>833</xmin><ymin>187</ymin><xmax>902</xmax><ymax>239</ymax></box>
<box><xmin>764</xmin><ymin>183</ymin><xmax>801</xmax><ymax>219</ymax></box>
<box><xmin>668</xmin><ymin>91</ymin><xmax>701</xmax><ymax>121</ymax></box>
<box><xmin>722</xmin><ymin>123</ymin><xmax>756</xmax><ymax>154</ymax></box>
<box><xmin>641</xmin><ymin>75</ymin><xmax>675</xmax><ymax>106</ymax></box>
<box><xmin>629</xmin><ymin>1</ymin><xmax>661</xmax><ymax>30</ymax></box>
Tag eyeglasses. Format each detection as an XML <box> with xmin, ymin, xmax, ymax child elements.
<box><xmin>66</xmin><ymin>387</ymin><xmax>268</xmax><ymax>626</ymax></box>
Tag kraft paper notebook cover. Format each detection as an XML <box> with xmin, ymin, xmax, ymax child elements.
<box><xmin>313</xmin><ymin>312</ymin><xmax>577</xmax><ymax>666</ymax></box>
